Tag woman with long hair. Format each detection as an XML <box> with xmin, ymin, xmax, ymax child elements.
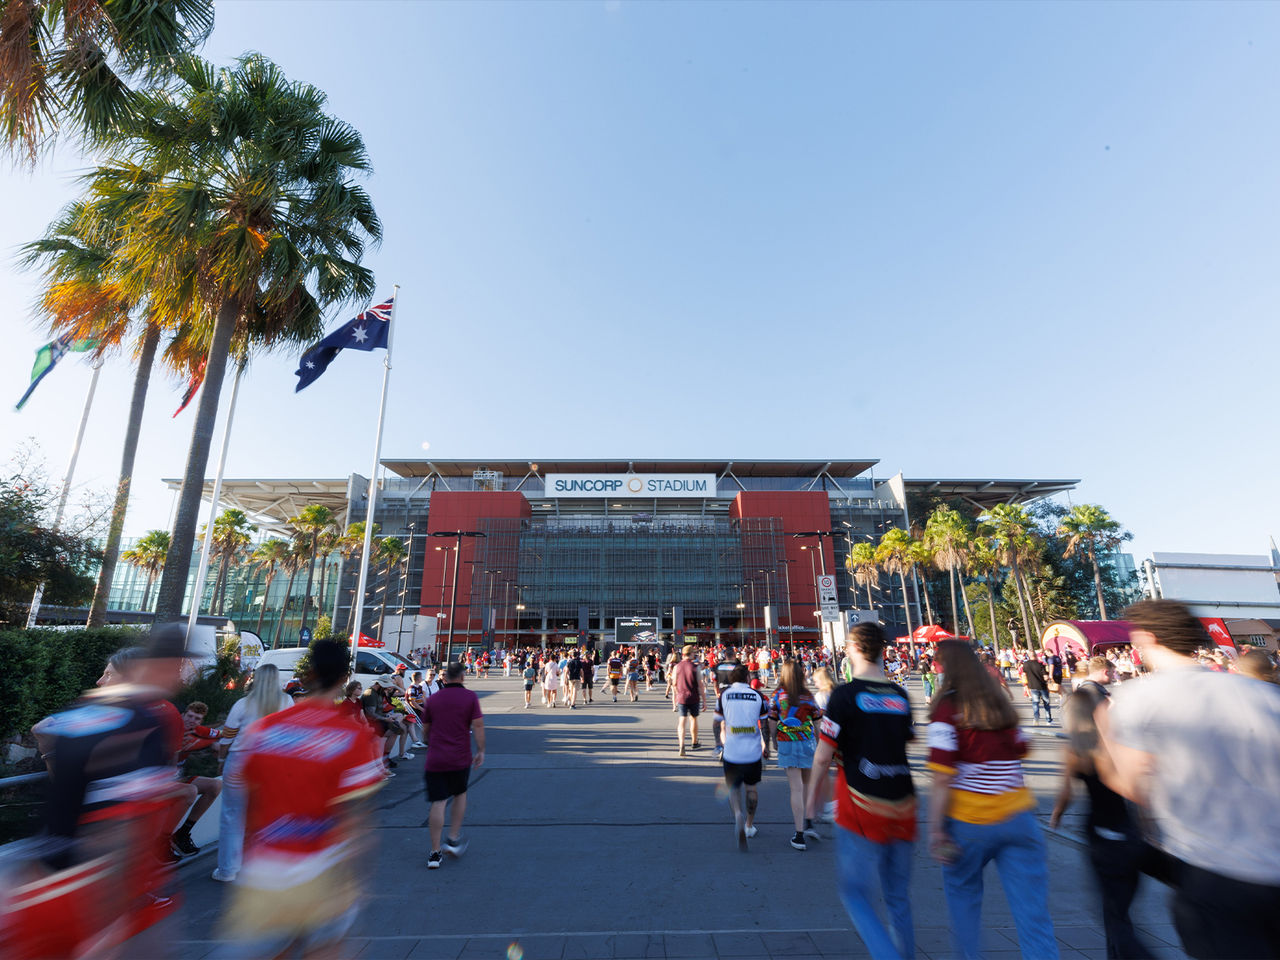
<box><xmin>212</xmin><ymin>662</ymin><xmax>293</xmax><ymax>882</ymax></box>
<box><xmin>769</xmin><ymin>659</ymin><xmax>823</xmax><ymax>851</ymax></box>
<box><xmin>810</xmin><ymin>666</ymin><xmax>838</xmax><ymax>823</ymax></box>
<box><xmin>927</xmin><ymin>640</ymin><xmax>1058</xmax><ymax>959</ymax></box>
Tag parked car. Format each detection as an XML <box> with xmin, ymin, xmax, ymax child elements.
<box><xmin>255</xmin><ymin>646</ymin><xmax>417</xmax><ymax>692</ymax></box>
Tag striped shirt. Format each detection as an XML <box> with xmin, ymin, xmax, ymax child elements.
<box><xmin>927</xmin><ymin>693</ymin><xmax>1033</xmax><ymax>824</ymax></box>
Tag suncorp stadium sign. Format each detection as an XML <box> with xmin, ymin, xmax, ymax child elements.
<box><xmin>544</xmin><ymin>473</ymin><xmax>717</xmax><ymax>499</ymax></box>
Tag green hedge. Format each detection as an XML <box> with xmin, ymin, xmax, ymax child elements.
<box><xmin>0</xmin><ymin>627</ymin><xmax>146</xmax><ymax>745</ymax></box>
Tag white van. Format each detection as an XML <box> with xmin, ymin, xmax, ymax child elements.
<box><xmin>255</xmin><ymin>646</ymin><xmax>419</xmax><ymax>692</ymax></box>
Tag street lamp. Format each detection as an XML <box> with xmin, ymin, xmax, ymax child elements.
<box><xmin>430</xmin><ymin>530</ymin><xmax>486</xmax><ymax>664</ymax></box>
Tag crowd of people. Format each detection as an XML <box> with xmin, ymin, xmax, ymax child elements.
<box><xmin>7</xmin><ymin>599</ymin><xmax>1280</xmax><ymax>959</ymax></box>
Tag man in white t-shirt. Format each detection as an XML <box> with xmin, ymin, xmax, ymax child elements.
<box><xmin>1104</xmin><ymin>599</ymin><xmax>1280</xmax><ymax>959</ymax></box>
<box><xmin>714</xmin><ymin>664</ymin><xmax>769</xmax><ymax>851</ymax></box>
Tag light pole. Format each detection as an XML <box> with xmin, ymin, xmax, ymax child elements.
<box><xmin>430</xmin><ymin>530</ymin><xmax>485</xmax><ymax>664</ymax></box>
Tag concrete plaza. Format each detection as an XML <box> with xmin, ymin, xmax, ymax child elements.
<box><xmin>170</xmin><ymin>675</ymin><xmax>1189</xmax><ymax>960</ymax></box>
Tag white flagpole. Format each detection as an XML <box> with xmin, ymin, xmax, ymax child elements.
<box><xmin>349</xmin><ymin>286</ymin><xmax>399</xmax><ymax>673</ymax></box>
<box><xmin>27</xmin><ymin>357</ymin><xmax>102</xmax><ymax>628</ymax></box>
<box><xmin>186</xmin><ymin>357</ymin><xmax>245</xmax><ymax>639</ymax></box>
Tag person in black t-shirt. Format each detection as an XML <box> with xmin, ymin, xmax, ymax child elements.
<box><xmin>1021</xmin><ymin>656</ymin><xmax>1053</xmax><ymax>724</ymax></box>
<box><xmin>1051</xmin><ymin>656</ymin><xmax>1159</xmax><ymax>960</ymax></box>
<box><xmin>806</xmin><ymin>623</ymin><xmax>916</xmax><ymax>959</ymax></box>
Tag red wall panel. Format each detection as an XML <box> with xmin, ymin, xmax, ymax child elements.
<box><xmin>731</xmin><ymin>491</ymin><xmax>834</xmax><ymax>632</ymax></box>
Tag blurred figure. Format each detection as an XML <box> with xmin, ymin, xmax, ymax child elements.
<box><xmin>1235</xmin><ymin>648</ymin><xmax>1278</xmax><ymax>684</ymax></box>
<box><xmin>212</xmin><ymin>663</ymin><xmax>293</xmax><ymax>882</ymax></box>
<box><xmin>929</xmin><ymin>640</ymin><xmax>1058</xmax><ymax>960</ymax></box>
<box><xmin>218</xmin><ymin>639</ymin><xmax>383</xmax><ymax>958</ymax></box>
<box><xmin>1051</xmin><ymin>656</ymin><xmax>1155</xmax><ymax>959</ymax></box>
<box><xmin>6</xmin><ymin>626</ymin><xmax>195</xmax><ymax>959</ymax></box>
<box><xmin>1103</xmin><ymin>600</ymin><xmax>1280</xmax><ymax>959</ymax></box>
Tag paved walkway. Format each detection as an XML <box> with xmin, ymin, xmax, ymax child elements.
<box><xmin>171</xmin><ymin>675</ymin><xmax>1189</xmax><ymax>960</ymax></box>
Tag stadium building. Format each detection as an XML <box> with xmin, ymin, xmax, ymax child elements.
<box><xmin>143</xmin><ymin>459</ymin><xmax>1076</xmax><ymax>653</ymax></box>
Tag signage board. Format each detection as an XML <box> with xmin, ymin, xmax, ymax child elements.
<box><xmin>614</xmin><ymin>616</ymin><xmax>659</xmax><ymax>649</ymax></box>
<box><xmin>545</xmin><ymin>473</ymin><xmax>716</xmax><ymax>499</ymax></box>
<box><xmin>238</xmin><ymin>630</ymin><xmax>264</xmax><ymax>672</ymax></box>
<box><xmin>817</xmin><ymin>574</ymin><xmax>840</xmax><ymax>622</ymax></box>
<box><xmin>299</xmin><ymin>627</ymin><xmax>312</xmax><ymax>644</ymax></box>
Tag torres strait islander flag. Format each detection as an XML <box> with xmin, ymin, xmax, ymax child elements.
<box><xmin>15</xmin><ymin>333</ymin><xmax>97</xmax><ymax>410</ymax></box>
<box><xmin>294</xmin><ymin>297</ymin><xmax>394</xmax><ymax>391</ymax></box>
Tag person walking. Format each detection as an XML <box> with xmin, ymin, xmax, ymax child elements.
<box><xmin>220</xmin><ymin>640</ymin><xmax>384</xmax><ymax>956</ymax></box>
<box><xmin>673</xmin><ymin>644</ymin><xmax>703</xmax><ymax>756</ymax></box>
<box><xmin>541</xmin><ymin>656</ymin><xmax>560</xmax><ymax>708</ymax></box>
<box><xmin>522</xmin><ymin>660</ymin><xmax>537</xmax><ymax>708</ymax></box>
<box><xmin>421</xmin><ymin>662</ymin><xmax>486</xmax><ymax>870</ymax></box>
<box><xmin>929</xmin><ymin>640</ymin><xmax>1058</xmax><ymax>960</ymax></box>
<box><xmin>1021</xmin><ymin>654</ymin><xmax>1053</xmax><ymax>725</ymax></box>
<box><xmin>565</xmin><ymin>651</ymin><xmax>583</xmax><ymax>709</ymax></box>
<box><xmin>715</xmin><ymin>664</ymin><xmax>768</xmax><ymax>851</ymax></box>
<box><xmin>1103</xmin><ymin>600</ymin><xmax>1280</xmax><ymax>959</ymax></box>
<box><xmin>1051</xmin><ymin>656</ymin><xmax>1155</xmax><ymax>959</ymax></box>
<box><xmin>212</xmin><ymin>663</ymin><xmax>293</xmax><ymax>882</ymax></box>
<box><xmin>769</xmin><ymin>660</ymin><xmax>823</xmax><ymax>851</ymax></box>
<box><xmin>807</xmin><ymin>623</ymin><xmax>916</xmax><ymax>960</ymax></box>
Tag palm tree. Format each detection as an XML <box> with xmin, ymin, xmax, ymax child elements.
<box><xmin>248</xmin><ymin>538</ymin><xmax>289</xmax><ymax>635</ymax></box>
<box><xmin>924</xmin><ymin>506</ymin><xmax>973</xmax><ymax>635</ymax></box>
<box><xmin>87</xmin><ymin>53</ymin><xmax>383</xmax><ymax>622</ymax></box>
<box><xmin>908</xmin><ymin>538</ymin><xmax>937</xmax><ymax>627</ymax></box>
<box><xmin>0</xmin><ymin>0</ymin><xmax>213</xmax><ymax>162</ymax></box>
<box><xmin>845</xmin><ymin>541</ymin><xmax>879</xmax><ymax>609</ymax></box>
<box><xmin>874</xmin><ymin>528</ymin><xmax>917</xmax><ymax>646</ymax></box>
<box><xmin>985</xmin><ymin>504</ymin><xmax>1039</xmax><ymax>649</ymax></box>
<box><xmin>273</xmin><ymin>537</ymin><xmax>309</xmax><ymax>647</ymax></box>
<box><xmin>339</xmin><ymin>520</ymin><xmax>378</xmax><ymax>635</ymax></box>
<box><xmin>967</xmin><ymin>534</ymin><xmax>1003</xmax><ymax>649</ymax></box>
<box><xmin>1058</xmin><ymin>504</ymin><xmax>1124</xmax><ymax>620</ymax></box>
<box><xmin>120</xmin><ymin>529</ymin><xmax>169</xmax><ymax>612</ymax></box>
<box><xmin>373</xmin><ymin>536</ymin><xmax>407</xmax><ymax>639</ymax></box>
<box><xmin>205</xmin><ymin>509</ymin><xmax>255</xmax><ymax>615</ymax></box>
<box><xmin>289</xmin><ymin>504</ymin><xmax>338</xmax><ymax>635</ymax></box>
<box><xmin>314</xmin><ymin>529</ymin><xmax>340</xmax><ymax>623</ymax></box>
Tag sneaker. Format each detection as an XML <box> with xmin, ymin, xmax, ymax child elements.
<box><xmin>822</xmin><ymin>801</ymin><xmax>837</xmax><ymax>823</ymax></box>
<box><xmin>790</xmin><ymin>831</ymin><xmax>807</xmax><ymax>851</ymax></box>
<box><xmin>443</xmin><ymin>836</ymin><xmax>469</xmax><ymax>858</ymax></box>
<box><xmin>803</xmin><ymin>821</ymin><xmax>822</xmax><ymax>842</ymax></box>
<box><xmin>715</xmin><ymin>747</ymin><xmax>723</xmax><ymax>761</ymax></box>
<box><xmin>427</xmin><ymin>850</ymin><xmax>443</xmax><ymax>870</ymax></box>
<box><xmin>735</xmin><ymin>815</ymin><xmax>748</xmax><ymax>852</ymax></box>
<box><xmin>162</xmin><ymin>841</ymin><xmax>183</xmax><ymax>863</ymax></box>
<box><xmin>691</xmin><ymin>742</ymin><xmax>702</xmax><ymax>750</ymax></box>
<box><xmin>397</xmin><ymin>752</ymin><xmax>414</xmax><ymax>760</ymax></box>
<box><xmin>412</xmin><ymin>741</ymin><xmax>427</xmax><ymax>748</ymax></box>
<box><xmin>679</xmin><ymin>746</ymin><xmax>687</xmax><ymax>757</ymax></box>
<box><xmin>172</xmin><ymin>829</ymin><xmax>199</xmax><ymax>857</ymax></box>
<box><xmin>386</xmin><ymin>757</ymin><xmax>398</xmax><ymax>769</ymax></box>
<box><xmin>745</xmin><ymin>825</ymin><xmax>758</xmax><ymax>839</ymax></box>
<box><xmin>211</xmin><ymin>869</ymin><xmax>236</xmax><ymax>882</ymax></box>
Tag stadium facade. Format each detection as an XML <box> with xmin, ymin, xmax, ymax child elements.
<box><xmin>155</xmin><ymin>459</ymin><xmax>1076</xmax><ymax>652</ymax></box>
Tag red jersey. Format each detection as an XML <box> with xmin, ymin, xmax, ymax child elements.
<box><xmin>236</xmin><ymin>699</ymin><xmax>383</xmax><ymax>882</ymax></box>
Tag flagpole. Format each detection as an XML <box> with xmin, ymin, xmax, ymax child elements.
<box><xmin>186</xmin><ymin>356</ymin><xmax>245</xmax><ymax>639</ymax></box>
<box><xmin>27</xmin><ymin>358</ymin><xmax>102</xmax><ymax>627</ymax></box>
<box><xmin>349</xmin><ymin>286</ymin><xmax>399</xmax><ymax>674</ymax></box>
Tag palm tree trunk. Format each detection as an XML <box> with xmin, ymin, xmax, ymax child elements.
<box><xmin>959</xmin><ymin>575</ymin><xmax>976</xmax><ymax>639</ymax></box>
<box><xmin>153</xmin><ymin>299</ymin><xmax>239</xmax><ymax>621</ymax></box>
<box><xmin>87</xmin><ymin>324</ymin><xmax>159</xmax><ymax>627</ymax></box>
<box><xmin>275</xmin><ymin>567</ymin><xmax>298</xmax><ymax>647</ymax></box>
<box><xmin>917</xmin><ymin>571</ymin><xmax>935</xmax><ymax>625</ymax></box>
<box><xmin>300</xmin><ymin>534</ymin><xmax>318</xmax><ymax>634</ymax></box>
<box><xmin>212</xmin><ymin>551</ymin><xmax>228</xmax><ymax>615</ymax></box>
<box><xmin>255</xmin><ymin>570</ymin><xmax>275</xmax><ymax>634</ymax></box>
<box><xmin>947</xmin><ymin>565</ymin><xmax>959</xmax><ymax>634</ymax></box>
<box><xmin>865</xmin><ymin>580</ymin><xmax>873</xmax><ymax>609</ymax></box>
<box><xmin>317</xmin><ymin>555</ymin><xmax>330</xmax><ymax>625</ymax></box>
<box><xmin>1009</xmin><ymin>562</ymin><xmax>1033</xmax><ymax>649</ymax></box>
<box><xmin>1090</xmin><ymin>547</ymin><xmax>1108</xmax><ymax>620</ymax></box>
<box><xmin>897</xmin><ymin>570</ymin><xmax>914</xmax><ymax>634</ymax></box>
<box><xmin>1020</xmin><ymin>569</ymin><xmax>1043</xmax><ymax>644</ymax></box>
<box><xmin>344</xmin><ymin>549</ymin><xmax>364</xmax><ymax>634</ymax></box>
<box><xmin>141</xmin><ymin>571</ymin><xmax>155</xmax><ymax>613</ymax></box>
<box><xmin>985</xmin><ymin>576</ymin><xmax>999</xmax><ymax>651</ymax></box>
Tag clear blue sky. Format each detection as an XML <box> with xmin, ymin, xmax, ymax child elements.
<box><xmin>1</xmin><ymin>1</ymin><xmax>1276</xmax><ymax>562</ymax></box>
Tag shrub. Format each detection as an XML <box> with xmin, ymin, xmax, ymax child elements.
<box><xmin>0</xmin><ymin>627</ymin><xmax>144</xmax><ymax>743</ymax></box>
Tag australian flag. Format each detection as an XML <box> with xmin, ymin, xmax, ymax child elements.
<box><xmin>295</xmin><ymin>297</ymin><xmax>394</xmax><ymax>391</ymax></box>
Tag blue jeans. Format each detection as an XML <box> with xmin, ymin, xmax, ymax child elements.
<box><xmin>942</xmin><ymin>811</ymin><xmax>1059</xmax><ymax>960</ymax></box>
<box><xmin>835</xmin><ymin>826</ymin><xmax>915</xmax><ymax>960</ymax></box>
<box><xmin>1028</xmin><ymin>689</ymin><xmax>1052</xmax><ymax>722</ymax></box>
<box><xmin>217</xmin><ymin>752</ymin><xmax>247</xmax><ymax>877</ymax></box>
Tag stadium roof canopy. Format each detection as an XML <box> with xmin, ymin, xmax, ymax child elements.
<box><xmin>380</xmin><ymin>458</ymin><xmax>881</xmax><ymax>479</ymax></box>
<box><xmin>903</xmin><ymin>478</ymin><xmax>1079</xmax><ymax>510</ymax></box>
<box><xmin>162</xmin><ymin>478</ymin><xmax>350</xmax><ymax>533</ymax></box>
